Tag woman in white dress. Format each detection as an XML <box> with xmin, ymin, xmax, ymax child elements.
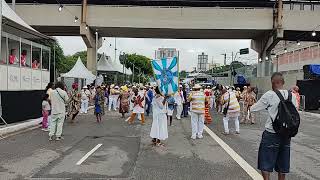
<box><xmin>150</xmin><ymin>87</ymin><xmax>168</xmax><ymax>146</ymax></box>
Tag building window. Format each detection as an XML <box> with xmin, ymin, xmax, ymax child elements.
<box><xmin>32</xmin><ymin>44</ymin><xmax>41</xmax><ymax>69</ymax></box>
<box><xmin>21</xmin><ymin>40</ymin><xmax>31</xmax><ymax>68</ymax></box>
<box><xmin>42</xmin><ymin>48</ymin><xmax>50</xmax><ymax>71</ymax></box>
<box><xmin>8</xmin><ymin>35</ymin><xmax>20</xmax><ymax>66</ymax></box>
<box><xmin>0</xmin><ymin>36</ymin><xmax>7</xmax><ymax>65</ymax></box>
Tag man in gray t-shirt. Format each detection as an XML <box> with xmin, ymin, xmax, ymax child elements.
<box><xmin>250</xmin><ymin>72</ymin><xmax>297</xmax><ymax>180</ymax></box>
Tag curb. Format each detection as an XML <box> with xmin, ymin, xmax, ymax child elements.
<box><xmin>0</xmin><ymin>106</ymin><xmax>95</xmax><ymax>137</ymax></box>
<box><xmin>0</xmin><ymin>117</ymin><xmax>42</xmax><ymax>137</ymax></box>
<box><xmin>299</xmin><ymin>111</ymin><xmax>320</xmax><ymax>118</ymax></box>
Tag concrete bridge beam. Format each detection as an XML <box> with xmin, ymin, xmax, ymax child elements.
<box><xmin>80</xmin><ymin>0</ymin><xmax>102</xmax><ymax>75</ymax></box>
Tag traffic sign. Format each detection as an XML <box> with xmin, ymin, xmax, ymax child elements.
<box><xmin>240</xmin><ymin>48</ymin><xmax>249</xmax><ymax>55</ymax></box>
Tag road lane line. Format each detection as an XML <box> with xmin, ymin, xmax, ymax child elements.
<box><xmin>204</xmin><ymin>126</ymin><xmax>263</xmax><ymax>180</ymax></box>
<box><xmin>76</xmin><ymin>143</ymin><xmax>103</xmax><ymax>165</ymax></box>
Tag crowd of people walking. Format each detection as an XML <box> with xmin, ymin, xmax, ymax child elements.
<box><xmin>41</xmin><ymin>71</ymin><xmax>301</xmax><ymax>180</ymax></box>
<box><xmin>42</xmin><ymin>79</ymin><xmax>263</xmax><ymax>142</ymax></box>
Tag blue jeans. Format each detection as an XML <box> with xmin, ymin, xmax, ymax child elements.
<box><xmin>258</xmin><ymin>130</ymin><xmax>291</xmax><ymax>173</ymax></box>
<box><xmin>146</xmin><ymin>102</ymin><xmax>152</xmax><ymax>116</ymax></box>
<box><xmin>182</xmin><ymin>103</ymin><xmax>189</xmax><ymax>117</ymax></box>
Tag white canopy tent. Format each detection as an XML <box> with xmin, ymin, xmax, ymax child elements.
<box><xmin>61</xmin><ymin>57</ymin><xmax>96</xmax><ymax>85</ymax></box>
<box><xmin>97</xmin><ymin>54</ymin><xmax>132</xmax><ymax>75</ymax></box>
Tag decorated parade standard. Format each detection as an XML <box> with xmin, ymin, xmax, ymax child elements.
<box><xmin>151</xmin><ymin>56</ymin><xmax>179</xmax><ymax>95</ymax></box>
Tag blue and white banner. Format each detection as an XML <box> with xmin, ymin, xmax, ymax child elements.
<box><xmin>151</xmin><ymin>57</ymin><xmax>179</xmax><ymax>95</ymax></box>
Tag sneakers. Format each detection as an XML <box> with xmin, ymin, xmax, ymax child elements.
<box><xmin>42</xmin><ymin>128</ymin><xmax>49</xmax><ymax>132</ymax></box>
<box><xmin>55</xmin><ymin>136</ymin><xmax>64</xmax><ymax>141</ymax></box>
<box><xmin>191</xmin><ymin>135</ymin><xmax>196</xmax><ymax>140</ymax></box>
<box><xmin>235</xmin><ymin>131</ymin><xmax>240</xmax><ymax>134</ymax></box>
<box><xmin>49</xmin><ymin>136</ymin><xmax>53</xmax><ymax>141</ymax></box>
<box><xmin>197</xmin><ymin>135</ymin><xmax>203</xmax><ymax>139</ymax></box>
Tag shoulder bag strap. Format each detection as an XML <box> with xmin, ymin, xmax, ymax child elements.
<box><xmin>287</xmin><ymin>90</ymin><xmax>292</xmax><ymax>101</ymax></box>
<box><xmin>273</xmin><ymin>89</ymin><xmax>285</xmax><ymax>101</ymax></box>
<box><xmin>56</xmin><ymin>90</ymin><xmax>66</xmax><ymax>103</ymax></box>
<box><xmin>226</xmin><ymin>92</ymin><xmax>230</xmax><ymax>109</ymax></box>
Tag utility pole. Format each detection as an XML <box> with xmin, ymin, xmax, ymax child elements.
<box><xmin>132</xmin><ymin>64</ymin><xmax>135</xmax><ymax>84</ymax></box>
<box><xmin>138</xmin><ymin>68</ymin><xmax>141</xmax><ymax>84</ymax></box>
<box><xmin>222</xmin><ymin>53</ymin><xmax>227</xmax><ymax>66</ymax></box>
<box><xmin>211</xmin><ymin>57</ymin><xmax>214</xmax><ymax>75</ymax></box>
<box><xmin>114</xmin><ymin>37</ymin><xmax>117</xmax><ymax>64</ymax></box>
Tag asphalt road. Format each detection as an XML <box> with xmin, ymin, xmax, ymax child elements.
<box><xmin>207</xmin><ymin>110</ymin><xmax>320</xmax><ymax>180</ymax></box>
<box><xmin>0</xmin><ymin>107</ymin><xmax>319</xmax><ymax>180</ymax></box>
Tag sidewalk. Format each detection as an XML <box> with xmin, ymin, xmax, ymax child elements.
<box><xmin>0</xmin><ymin>117</ymin><xmax>42</xmax><ymax>137</ymax></box>
<box><xmin>0</xmin><ymin>106</ymin><xmax>94</xmax><ymax>137</ymax></box>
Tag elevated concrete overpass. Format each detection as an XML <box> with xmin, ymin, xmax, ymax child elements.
<box><xmin>7</xmin><ymin>0</ymin><xmax>320</xmax><ymax>76</ymax></box>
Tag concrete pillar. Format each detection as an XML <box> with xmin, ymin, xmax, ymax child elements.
<box><xmin>80</xmin><ymin>23</ymin><xmax>102</xmax><ymax>75</ymax></box>
<box><xmin>80</xmin><ymin>0</ymin><xmax>102</xmax><ymax>75</ymax></box>
<box><xmin>87</xmin><ymin>48</ymin><xmax>96</xmax><ymax>74</ymax></box>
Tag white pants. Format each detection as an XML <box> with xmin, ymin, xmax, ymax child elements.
<box><xmin>190</xmin><ymin>112</ymin><xmax>205</xmax><ymax>137</ymax></box>
<box><xmin>48</xmin><ymin>115</ymin><xmax>51</xmax><ymax>130</ymax></box>
<box><xmin>81</xmin><ymin>99</ymin><xmax>89</xmax><ymax>113</ymax></box>
<box><xmin>176</xmin><ymin>104</ymin><xmax>183</xmax><ymax>119</ymax></box>
<box><xmin>223</xmin><ymin>116</ymin><xmax>240</xmax><ymax>133</ymax></box>
<box><xmin>49</xmin><ymin>113</ymin><xmax>65</xmax><ymax>138</ymax></box>
<box><xmin>108</xmin><ymin>95</ymin><xmax>117</xmax><ymax>111</ymax></box>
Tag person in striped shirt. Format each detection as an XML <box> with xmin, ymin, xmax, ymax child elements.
<box><xmin>188</xmin><ymin>84</ymin><xmax>206</xmax><ymax>140</ymax></box>
<box><xmin>221</xmin><ymin>87</ymin><xmax>241</xmax><ymax>135</ymax></box>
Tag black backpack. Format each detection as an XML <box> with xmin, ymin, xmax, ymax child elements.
<box><xmin>272</xmin><ymin>90</ymin><xmax>300</xmax><ymax>138</ymax></box>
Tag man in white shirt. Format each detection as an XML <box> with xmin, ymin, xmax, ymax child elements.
<box><xmin>49</xmin><ymin>81</ymin><xmax>69</xmax><ymax>141</ymax></box>
<box><xmin>80</xmin><ymin>86</ymin><xmax>90</xmax><ymax>114</ymax></box>
<box><xmin>250</xmin><ymin>72</ymin><xmax>297</xmax><ymax>180</ymax></box>
<box><xmin>174</xmin><ymin>86</ymin><xmax>184</xmax><ymax>120</ymax></box>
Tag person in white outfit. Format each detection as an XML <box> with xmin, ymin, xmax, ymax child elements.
<box><xmin>188</xmin><ymin>84</ymin><xmax>206</xmax><ymax>140</ymax></box>
<box><xmin>114</xmin><ymin>86</ymin><xmax>120</xmax><ymax>110</ymax></box>
<box><xmin>49</xmin><ymin>81</ymin><xmax>69</xmax><ymax>141</ymax></box>
<box><xmin>174</xmin><ymin>86</ymin><xmax>184</xmax><ymax>120</ymax></box>
<box><xmin>80</xmin><ymin>86</ymin><xmax>90</xmax><ymax>114</ymax></box>
<box><xmin>150</xmin><ymin>87</ymin><xmax>168</xmax><ymax>146</ymax></box>
<box><xmin>109</xmin><ymin>85</ymin><xmax>120</xmax><ymax>111</ymax></box>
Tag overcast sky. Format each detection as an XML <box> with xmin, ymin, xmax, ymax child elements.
<box><xmin>55</xmin><ymin>36</ymin><xmax>258</xmax><ymax>71</ymax></box>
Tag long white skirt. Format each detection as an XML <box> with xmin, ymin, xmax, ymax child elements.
<box><xmin>150</xmin><ymin>112</ymin><xmax>168</xmax><ymax>140</ymax></box>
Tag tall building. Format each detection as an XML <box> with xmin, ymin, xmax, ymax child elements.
<box><xmin>197</xmin><ymin>52</ymin><xmax>209</xmax><ymax>72</ymax></box>
<box><xmin>155</xmin><ymin>48</ymin><xmax>178</xmax><ymax>59</ymax></box>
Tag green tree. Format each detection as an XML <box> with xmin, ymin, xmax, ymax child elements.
<box><xmin>120</xmin><ymin>53</ymin><xmax>153</xmax><ymax>76</ymax></box>
<box><xmin>179</xmin><ymin>70</ymin><xmax>188</xmax><ymax>78</ymax></box>
<box><xmin>34</xmin><ymin>38</ymin><xmax>66</xmax><ymax>81</ymax></box>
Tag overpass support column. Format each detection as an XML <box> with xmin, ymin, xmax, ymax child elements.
<box><xmin>80</xmin><ymin>0</ymin><xmax>102</xmax><ymax>75</ymax></box>
<box><xmin>251</xmin><ymin>0</ymin><xmax>284</xmax><ymax>77</ymax></box>
<box><xmin>251</xmin><ymin>33</ymin><xmax>280</xmax><ymax>77</ymax></box>
<box><xmin>80</xmin><ymin>24</ymin><xmax>102</xmax><ymax>75</ymax></box>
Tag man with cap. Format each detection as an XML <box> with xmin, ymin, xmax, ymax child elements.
<box><xmin>221</xmin><ymin>87</ymin><xmax>241</xmax><ymax>134</ymax></box>
<box><xmin>174</xmin><ymin>85</ymin><xmax>184</xmax><ymax>120</ymax></box>
<box><xmin>188</xmin><ymin>84</ymin><xmax>207</xmax><ymax>140</ymax></box>
<box><xmin>80</xmin><ymin>86</ymin><xmax>91</xmax><ymax>114</ymax></box>
<box><xmin>108</xmin><ymin>85</ymin><xmax>120</xmax><ymax>111</ymax></box>
<box><xmin>114</xmin><ymin>86</ymin><xmax>121</xmax><ymax>110</ymax></box>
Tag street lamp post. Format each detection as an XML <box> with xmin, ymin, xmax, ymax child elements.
<box><xmin>95</xmin><ymin>31</ymin><xmax>98</xmax><ymax>76</ymax></box>
<box><xmin>138</xmin><ymin>68</ymin><xmax>141</xmax><ymax>84</ymax></box>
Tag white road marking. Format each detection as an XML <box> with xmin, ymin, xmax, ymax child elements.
<box><xmin>76</xmin><ymin>143</ymin><xmax>103</xmax><ymax>165</ymax></box>
<box><xmin>204</xmin><ymin>126</ymin><xmax>263</xmax><ymax>180</ymax></box>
